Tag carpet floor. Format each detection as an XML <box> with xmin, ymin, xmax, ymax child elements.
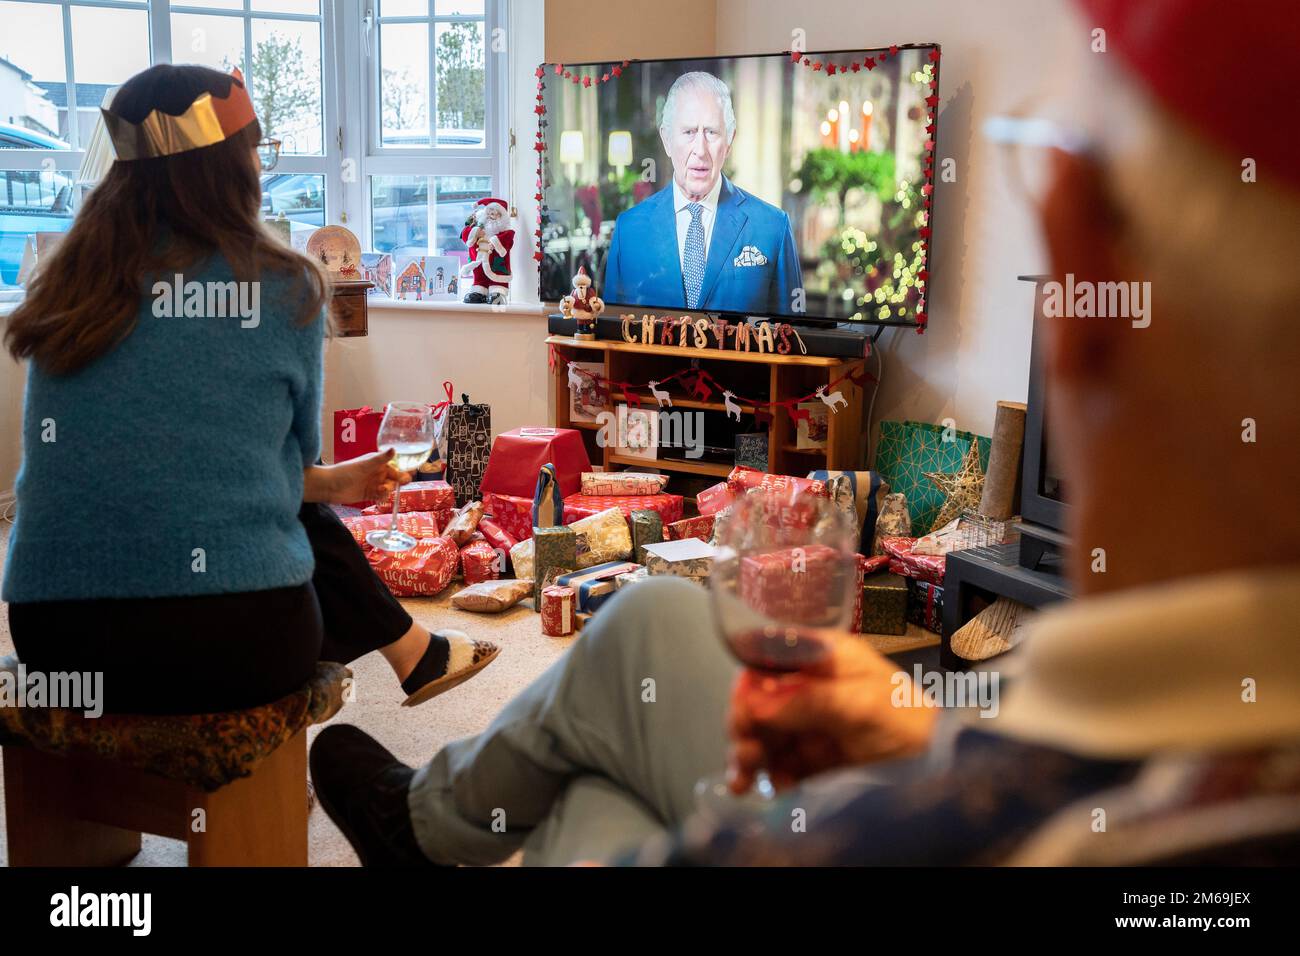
<box><xmin>0</xmin><ymin>521</ymin><xmax>575</xmax><ymax>866</ymax></box>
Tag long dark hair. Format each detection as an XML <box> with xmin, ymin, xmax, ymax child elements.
<box><xmin>4</xmin><ymin>64</ymin><xmax>329</xmax><ymax>375</ymax></box>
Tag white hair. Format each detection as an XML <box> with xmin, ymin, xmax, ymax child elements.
<box><xmin>660</xmin><ymin>71</ymin><xmax>737</xmax><ymax>145</ymax></box>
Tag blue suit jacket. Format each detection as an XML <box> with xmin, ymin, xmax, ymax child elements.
<box><xmin>602</xmin><ymin>176</ymin><xmax>803</xmax><ymax>315</ymax></box>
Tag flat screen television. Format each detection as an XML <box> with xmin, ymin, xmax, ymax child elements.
<box><xmin>1020</xmin><ymin>275</ymin><xmax>1069</xmax><ymax>535</ymax></box>
<box><xmin>536</xmin><ymin>45</ymin><xmax>940</xmax><ymax>327</ymax></box>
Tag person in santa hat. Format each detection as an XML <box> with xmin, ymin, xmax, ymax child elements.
<box><xmin>460</xmin><ymin>197</ymin><xmax>514</xmax><ymax>304</ymax></box>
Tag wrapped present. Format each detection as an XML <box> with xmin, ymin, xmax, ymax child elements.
<box><xmin>561</xmin><ymin>492</ymin><xmax>683</xmax><ymax>526</ymax></box>
<box><xmin>484</xmin><ymin>492</ymin><xmax>534</xmax><ymax>542</ymax></box>
<box><xmin>570</xmin><ymin>507</ymin><xmax>633</xmax><ymax>568</ymax></box>
<box><xmin>873</xmin><ymin>493</ymin><xmax>912</xmax><ymax>554</ymax></box>
<box><xmin>477</xmin><ymin>517</ymin><xmax>518</xmax><ymax>558</ymax></box>
<box><xmin>860</xmin><ymin>570</ymin><xmax>909</xmax><ymax>635</ymax></box>
<box><xmin>580</xmin><ymin>472</ymin><xmax>669</xmax><ymax>496</ymax></box>
<box><xmin>366</xmin><ymin>536</ymin><xmax>458</xmax><ymax>596</ymax></box>
<box><xmin>459</xmin><ymin>538</ymin><xmax>500</xmax><ymax>585</ymax></box>
<box><xmin>642</xmin><ymin>538</ymin><xmax>717</xmax><ymax>583</ymax></box>
<box><xmin>726</xmin><ymin>465</ymin><xmax>827</xmax><ymax>500</ymax></box>
<box><xmin>555</xmin><ymin>561</ymin><xmax>642</xmax><ymax>613</ymax></box>
<box><xmin>361</xmin><ymin>480</ymin><xmax>455</xmax><ymax>516</ymax></box>
<box><xmin>738</xmin><ymin>544</ymin><xmax>842</xmax><ymax>621</ymax></box>
<box><xmin>695</xmin><ymin>481</ymin><xmax>737</xmax><ymax>517</ymax></box>
<box><xmin>541</xmin><ymin>585</ymin><xmax>577</xmax><ymax>637</ymax></box>
<box><xmin>480</xmin><ymin>426</ymin><xmax>591</xmax><ymax>499</ymax></box>
<box><xmin>880</xmin><ymin>536</ymin><xmax>946</xmax><ymax>586</ymax></box>
<box><xmin>629</xmin><ymin>509</ymin><xmax>663</xmax><ymax>564</ymax></box>
<box><xmin>906</xmin><ymin>579</ymin><xmax>944</xmax><ymax>634</ymax></box>
<box><xmin>452</xmin><ymin>579</ymin><xmax>532</xmax><ymax>613</ymax></box>
<box><xmin>615</xmin><ymin>566</ymin><xmax>649</xmax><ymax>590</ymax></box>
<box><xmin>532</xmin><ymin>462</ymin><xmax>564</xmax><ymax>528</ymax></box>
<box><xmin>341</xmin><ymin>511</ymin><xmax>444</xmax><ymax>549</ymax></box>
<box><xmin>849</xmin><ymin>555</ymin><xmax>889</xmax><ymax>631</ymax></box>
<box><xmin>509</xmin><ymin>536</ymin><xmax>535</xmax><ymax>583</ymax></box>
<box><xmin>442</xmin><ymin>500</ymin><xmax>484</xmax><ymax>545</ymax></box>
<box><xmin>532</xmin><ymin>525</ymin><xmax>578</xmax><ymax>606</ymax></box>
<box><xmin>665</xmin><ymin>514</ymin><xmax>716</xmax><ymax>543</ymax></box>
<box><xmin>444</xmin><ymin>397</ymin><xmax>491</xmax><ymax>506</ymax></box>
<box><xmin>807</xmin><ymin>470</ymin><xmax>889</xmax><ymax>555</ymax></box>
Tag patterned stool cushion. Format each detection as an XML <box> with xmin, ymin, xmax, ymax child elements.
<box><xmin>0</xmin><ymin>658</ymin><xmax>350</xmax><ymax>791</ymax></box>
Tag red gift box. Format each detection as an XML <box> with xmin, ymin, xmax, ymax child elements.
<box><xmin>341</xmin><ymin>511</ymin><xmax>445</xmax><ymax>549</ymax></box>
<box><xmin>880</xmin><ymin>536</ymin><xmax>946</xmax><ymax>586</ymax></box>
<box><xmin>484</xmin><ymin>492</ymin><xmax>534</xmax><ymax>542</ymax></box>
<box><xmin>665</xmin><ymin>514</ymin><xmax>716</xmax><ymax>542</ymax></box>
<box><xmin>727</xmin><ymin>465</ymin><xmax>828</xmax><ymax>499</ymax></box>
<box><xmin>541</xmin><ymin>584</ymin><xmax>576</xmax><ymax>637</ymax></box>
<box><xmin>479</xmin><ymin>427</ymin><xmax>592</xmax><ymax>500</ymax></box>
<box><xmin>739</xmin><ymin>544</ymin><xmax>842</xmax><ymax>622</ymax></box>
<box><xmin>361</xmin><ymin>480</ymin><xmax>455</xmax><ymax>516</ymax></box>
<box><xmin>695</xmin><ymin>481</ymin><xmax>737</xmax><ymax>517</ymax></box>
<box><xmin>561</xmin><ymin>493</ymin><xmax>683</xmax><ymax>526</ymax></box>
<box><xmin>366</xmin><ymin>536</ymin><xmax>458</xmax><ymax>596</ymax></box>
<box><xmin>459</xmin><ymin>538</ymin><xmax>501</xmax><ymax>585</ymax></box>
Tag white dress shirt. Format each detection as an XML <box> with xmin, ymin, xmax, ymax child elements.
<box><xmin>673</xmin><ymin>176</ymin><xmax>723</xmax><ymax>271</ymax></box>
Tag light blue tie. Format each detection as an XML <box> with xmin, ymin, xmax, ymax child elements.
<box><xmin>682</xmin><ymin>202</ymin><xmax>706</xmax><ymax>309</ymax></box>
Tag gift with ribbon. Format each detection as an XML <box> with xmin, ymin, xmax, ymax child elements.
<box><xmin>554</xmin><ymin>561</ymin><xmax>643</xmax><ymax>614</ymax></box>
<box><xmin>906</xmin><ymin>578</ymin><xmax>944</xmax><ymax>634</ymax></box>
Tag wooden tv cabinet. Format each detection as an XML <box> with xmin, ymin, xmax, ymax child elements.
<box><xmin>546</xmin><ymin>336</ymin><xmax>866</xmax><ymax>492</ymax></box>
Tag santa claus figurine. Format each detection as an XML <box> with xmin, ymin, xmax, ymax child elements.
<box><xmin>460</xmin><ymin>197</ymin><xmax>515</xmax><ymax>304</ymax></box>
<box><xmin>559</xmin><ymin>266</ymin><xmax>605</xmax><ymax>340</ymax></box>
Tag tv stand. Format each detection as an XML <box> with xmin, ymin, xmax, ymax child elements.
<box><xmin>1018</xmin><ymin>520</ymin><xmax>1070</xmax><ymax>574</ymax></box>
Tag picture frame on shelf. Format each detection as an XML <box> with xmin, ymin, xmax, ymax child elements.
<box><xmin>796</xmin><ymin>402</ymin><xmax>829</xmax><ymax>449</ymax></box>
<box><xmin>568</xmin><ymin>360</ymin><xmax>606</xmax><ymax>424</ymax></box>
<box><xmin>616</xmin><ymin>404</ymin><xmax>659</xmax><ymax>461</ymax></box>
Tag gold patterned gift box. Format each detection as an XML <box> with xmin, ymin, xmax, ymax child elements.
<box><xmin>641</xmin><ymin>538</ymin><xmax>717</xmax><ymax>583</ymax></box>
<box><xmin>860</xmin><ymin>570</ymin><xmax>909</xmax><ymax>635</ymax></box>
<box><xmin>532</xmin><ymin>525</ymin><xmax>577</xmax><ymax>607</ymax></box>
<box><xmin>629</xmin><ymin>509</ymin><xmax>664</xmax><ymax>564</ymax></box>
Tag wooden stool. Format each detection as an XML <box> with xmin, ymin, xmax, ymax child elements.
<box><xmin>0</xmin><ymin>659</ymin><xmax>349</xmax><ymax>867</ymax></box>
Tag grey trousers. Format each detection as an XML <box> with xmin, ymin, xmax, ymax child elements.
<box><xmin>407</xmin><ymin>576</ymin><xmax>738</xmax><ymax>865</ymax></box>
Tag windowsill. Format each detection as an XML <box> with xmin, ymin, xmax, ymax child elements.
<box><xmin>367</xmin><ymin>298</ymin><xmax>549</xmax><ymax>317</ymax></box>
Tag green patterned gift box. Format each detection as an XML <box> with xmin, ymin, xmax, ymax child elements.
<box><xmin>532</xmin><ymin>525</ymin><xmax>577</xmax><ymax>608</ymax></box>
<box><xmin>630</xmin><ymin>509</ymin><xmax>664</xmax><ymax>564</ymax></box>
<box><xmin>860</xmin><ymin>570</ymin><xmax>909</xmax><ymax>636</ymax></box>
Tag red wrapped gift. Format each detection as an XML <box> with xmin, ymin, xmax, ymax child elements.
<box><xmin>366</xmin><ymin>536</ymin><xmax>458</xmax><ymax>596</ymax></box>
<box><xmin>459</xmin><ymin>538</ymin><xmax>501</xmax><ymax>585</ymax></box>
<box><xmin>561</xmin><ymin>493</ymin><xmax>684</xmax><ymax>526</ymax></box>
<box><xmin>483</xmin><ymin>492</ymin><xmax>534</xmax><ymax>542</ymax></box>
<box><xmin>541</xmin><ymin>585</ymin><xmax>576</xmax><ymax>637</ymax></box>
<box><xmin>739</xmin><ymin>544</ymin><xmax>842</xmax><ymax>621</ymax></box>
<box><xmin>479</xmin><ymin>427</ymin><xmax>592</xmax><ymax>500</ymax></box>
<box><xmin>880</xmin><ymin>536</ymin><xmax>946</xmax><ymax>586</ymax></box>
<box><xmin>665</xmin><ymin>514</ymin><xmax>716</xmax><ymax>542</ymax></box>
<box><xmin>361</xmin><ymin>480</ymin><xmax>455</xmax><ymax>516</ymax></box>
<box><xmin>695</xmin><ymin>481</ymin><xmax>737</xmax><ymax>517</ymax></box>
<box><xmin>852</xmin><ymin>554</ymin><xmax>866</xmax><ymax>632</ymax></box>
<box><xmin>477</xmin><ymin>517</ymin><xmax>518</xmax><ymax>556</ymax></box>
<box><xmin>341</xmin><ymin>511</ymin><xmax>445</xmax><ymax>549</ymax></box>
<box><xmin>726</xmin><ymin>465</ymin><xmax>828</xmax><ymax>499</ymax></box>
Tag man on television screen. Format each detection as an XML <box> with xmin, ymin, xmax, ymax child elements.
<box><xmin>602</xmin><ymin>71</ymin><xmax>803</xmax><ymax>315</ymax></box>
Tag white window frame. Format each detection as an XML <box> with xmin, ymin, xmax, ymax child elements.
<box><xmin>334</xmin><ymin>0</ymin><xmax>507</xmax><ymax>253</ymax></box>
<box><xmin>0</xmin><ymin>0</ymin><xmax>509</xmax><ymax>248</ymax></box>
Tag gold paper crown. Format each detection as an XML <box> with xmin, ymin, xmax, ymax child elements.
<box><xmin>101</xmin><ymin>68</ymin><xmax>258</xmax><ymax>161</ymax></box>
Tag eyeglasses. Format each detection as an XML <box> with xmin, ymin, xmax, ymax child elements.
<box><xmin>982</xmin><ymin>113</ymin><xmax>1095</xmax><ymax>210</ymax></box>
<box><xmin>256</xmin><ymin>137</ymin><xmax>282</xmax><ymax>172</ymax></box>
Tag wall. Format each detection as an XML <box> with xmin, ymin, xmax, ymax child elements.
<box><xmin>715</xmin><ymin>0</ymin><xmax>1077</xmax><ymax>441</ymax></box>
<box><xmin>545</xmin><ymin>0</ymin><xmax>717</xmax><ymax>61</ymax></box>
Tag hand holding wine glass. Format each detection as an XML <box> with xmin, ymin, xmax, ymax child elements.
<box><xmin>698</xmin><ymin>488</ymin><xmax>859</xmax><ymax>807</ymax></box>
<box><xmin>365</xmin><ymin>403</ymin><xmax>435</xmax><ymax>553</ymax></box>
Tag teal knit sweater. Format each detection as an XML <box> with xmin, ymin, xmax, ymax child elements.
<box><xmin>2</xmin><ymin>255</ymin><xmax>326</xmax><ymax>602</ymax></box>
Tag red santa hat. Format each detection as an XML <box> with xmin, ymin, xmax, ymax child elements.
<box><xmin>1076</xmin><ymin>0</ymin><xmax>1298</xmax><ymax>192</ymax></box>
<box><xmin>476</xmin><ymin>197</ymin><xmax>509</xmax><ymax>212</ymax></box>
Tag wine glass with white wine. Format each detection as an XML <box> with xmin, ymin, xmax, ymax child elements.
<box><xmin>365</xmin><ymin>402</ymin><xmax>435</xmax><ymax>553</ymax></box>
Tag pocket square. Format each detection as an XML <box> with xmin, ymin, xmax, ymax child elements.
<box><xmin>733</xmin><ymin>245</ymin><xmax>769</xmax><ymax>267</ymax></box>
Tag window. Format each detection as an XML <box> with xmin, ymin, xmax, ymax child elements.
<box><xmin>356</xmin><ymin>0</ymin><xmax>504</xmax><ymax>259</ymax></box>
<box><xmin>0</xmin><ymin>0</ymin><xmax>509</xmax><ymax>292</ymax></box>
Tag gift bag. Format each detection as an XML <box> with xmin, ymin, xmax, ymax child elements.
<box><xmin>333</xmin><ymin>406</ymin><xmax>384</xmax><ymax>463</ymax></box>
<box><xmin>444</xmin><ymin>394</ymin><xmax>491</xmax><ymax>506</ymax></box>
<box><xmin>873</xmin><ymin>421</ymin><xmax>991</xmax><ymax>532</ymax></box>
